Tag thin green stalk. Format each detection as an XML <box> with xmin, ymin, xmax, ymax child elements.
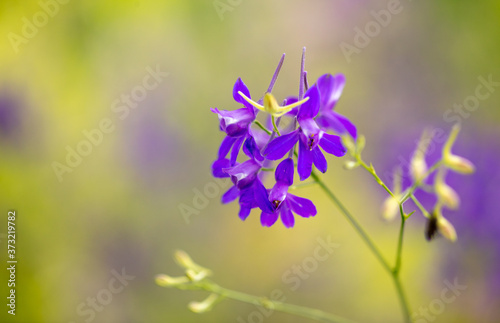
<box><xmin>399</xmin><ymin>161</ymin><xmax>442</xmax><ymax>203</ymax></box>
<box><xmin>311</xmin><ymin>169</ymin><xmax>411</xmax><ymax>322</ymax></box>
<box><xmin>392</xmin><ymin>276</ymin><xmax>411</xmax><ymax>323</ymax></box>
<box><xmin>310</xmin><ymin>171</ymin><xmax>392</xmax><ymax>274</ymax></box>
<box><xmin>410</xmin><ymin>195</ymin><xmax>430</xmax><ymax>218</ymax></box>
<box><xmin>203</xmin><ymin>281</ymin><xmax>356</xmax><ymax>323</ymax></box>
<box><xmin>271</xmin><ymin>116</ymin><xmax>281</xmax><ymax>136</ymax></box>
<box><xmin>254</xmin><ymin>120</ymin><xmax>272</xmax><ymax>135</ymax></box>
<box><xmin>394</xmin><ymin>204</ymin><xmax>406</xmax><ymax>273</ymax></box>
<box><xmin>356</xmin><ymin>159</ymin><xmax>395</xmax><ymax>198</ymax></box>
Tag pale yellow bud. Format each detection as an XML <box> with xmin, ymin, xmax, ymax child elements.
<box><xmin>155</xmin><ymin>274</ymin><xmax>189</xmax><ymax>287</ymax></box>
<box><xmin>343</xmin><ymin>160</ymin><xmax>359</xmax><ymax>170</ymax></box>
<box><xmin>410</xmin><ymin>156</ymin><xmax>428</xmax><ymax>183</ymax></box>
<box><xmin>188</xmin><ymin>293</ymin><xmax>220</xmax><ymax>313</ymax></box>
<box><xmin>444</xmin><ymin>154</ymin><xmax>475</xmax><ymax>174</ymax></box>
<box><xmin>437</xmin><ymin>217</ymin><xmax>457</xmax><ymax>242</ymax></box>
<box><xmin>381</xmin><ymin>196</ymin><xmax>400</xmax><ymax>221</ymax></box>
<box><xmin>186</xmin><ymin>269</ymin><xmax>210</xmax><ymax>282</ymax></box>
<box><xmin>435</xmin><ymin>181</ymin><xmax>460</xmax><ymax>210</ymax></box>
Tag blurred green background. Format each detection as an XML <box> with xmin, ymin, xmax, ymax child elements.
<box><xmin>1</xmin><ymin>1</ymin><xmax>499</xmax><ymax>322</ymax></box>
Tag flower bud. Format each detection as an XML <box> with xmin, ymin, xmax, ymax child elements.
<box><xmin>174</xmin><ymin>250</ymin><xmax>212</xmax><ymax>275</ymax></box>
<box><xmin>410</xmin><ymin>156</ymin><xmax>428</xmax><ymax>183</ymax></box>
<box><xmin>444</xmin><ymin>154</ymin><xmax>475</xmax><ymax>174</ymax></box>
<box><xmin>437</xmin><ymin>216</ymin><xmax>457</xmax><ymax>242</ymax></box>
<box><xmin>381</xmin><ymin>196</ymin><xmax>400</xmax><ymax>221</ymax></box>
<box><xmin>435</xmin><ymin>181</ymin><xmax>460</xmax><ymax>209</ymax></box>
<box><xmin>155</xmin><ymin>274</ymin><xmax>189</xmax><ymax>287</ymax></box>
<box><xmin>410</xmin><ymin>129</ymin><xmax>433</xmax><ymax>183</ymax></box>
<box><xmin>186</xmin><ymin>269</ymin><xmax>210</xmax><ymax>282</ymax></box>
<box><xmin>343</xmin><ymin>160</ymin><xmax>359</xmax><ymax>170</ymax></box>
<box><xmin>188</xmin><ymin>293</ymin><xmax>220</xmax><ymax>313</ymax></box>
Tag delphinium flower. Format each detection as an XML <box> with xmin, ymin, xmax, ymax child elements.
<box><xmin>210</xmin><ymin>50</ymin><xmax>354</xmax><ymax>227</ymax></box>
<box><xmin>254</xmin><ymin>158</ymin><xmax>316</xmax><ymax>227</ymax></box>
<box><xmin>263</xmin><ymin>84</ymin><xmax>347</xmax><ymax>181</ymax></box>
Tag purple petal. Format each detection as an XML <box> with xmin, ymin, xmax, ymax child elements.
<box><xmin>317</xmin><ymin>111</ymin><xmax>357</xmax><ymax>139</ymax></box>
<box><xmin>261</xmin><ymin>211</ymin><xmax>279</xmax><ymax>227</ymax></box>
<box><xmin>287</xmin><ymin>194</ymin><xmax>317</xmax><ymax>218</ymax></box>
<box><xmin>274</xmin><ymin>158</ymin><xmax>294</xmax><ymax>185</ymax></box>
<box><xmin>230</xmin><ymin>136</ymin><xmax>245</xmax><ymax>165</ymax></box>
<box><xmin>218</xmin><ymin>136</ymin><xmax>236</xmax><ymax>159</ymax></box>
<box><xmin>269</xmin><ymin>181</ymin><xmax>289</xmax><ymax>207</ymax></box>
<box><xmin>298</xmin><ymin>119</ymin><xmax>322</xmax><ymax>151</ymax></box>
<box><xmin>263</xmin><ymin>130</ymin><xmax>300</xmax><ymax>160</ymax></box>
<box><xmin>317</xmin><ymin>73</ymin><xmax>346</xmax><ymax>111</ymax></box>
<box><xmin>222</xmin><ymin>185</ymin><xmax>239</xmax><ymax>204</ymax></box>
<box><xmin>254</xmin><ymin>179</ymin><xmax>274</xmax><ymax>214</ymax></box>
<box><xmin>298</xmin><ymin>139</ymin><xmax>314</xmax><ymax>181</ymax></box>
<box><xmin>248</xmin><ymin>126</ymin><xmax>270</xmax><ymax>149</ymax></box>
<box><xmin>239</xmin><ymin>207</ymin><xmax>251</xmax><ymax>221</ymax></box>
<box><xmin>319</xmin><ymin>133</ymin><xmax>346</xmax><ymax>157</ymax></box>
<box><xmin>239</xmin><ymin>185</ymin><xmax>256</xmax><ymax>207</ymax></box>
<box><xmin>312</xmin><ymin>147</ymin><xmax>327</xmax><ymax>173</ymax></box>
<box><xmin>297</xmin><ymin>85</ymin><xmax>320</xmax><ymax>120</ymax></box>
<box><xmin>212</xmin><ymin>107</ymin><xmax>254</xmax><ymax>137</ymax></box>
<box><xmin>233</xmin><ymin>78</ymin><xmax>253</xmax><ymax>111</ymax></box>
<box><xmin>280</xmin><ymin>202</ymin><xmax>295</xmax><ymax>228</ymax></box>
<box><xmin>243</xmin><ymin>136</ymin><xmax>264</xmax><ymax>162</ymax></box>
<box><xmin>224</xmin><ymin>159</ymin><xmax>261</xmax><ymax>189</ymax></box>
<box><xmin>212</xmin><ymin>158</ymin><xmax>231</xmax><ymax>178</ymax></box>
<box><xmin>333</xmin><ymin>112</ymin><xmax>357</xmax><ymax>139</ymax></box>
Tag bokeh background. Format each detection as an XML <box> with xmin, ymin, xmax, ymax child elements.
<box><xmin>1</xmin><ymin>0</ymin><xmax>499</xmax><ymax>322</ymax></box>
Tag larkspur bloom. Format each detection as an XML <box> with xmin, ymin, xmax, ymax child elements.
<box><xmin>264</xmin><ymin>85</ymin><xmax>347</xmax><ymax>180</ymax></box>
<box><xmin>254</xmin><ymin>158</ymin><xmax>316</xmax><ymax>228</ymax></box>
<box><xmin>211</xmin><ymin>51</ymin><xmax>356</xmax><ymax>228</ymax></box>
<box><xmin>315</xmin><ymin>74</ymin><xmax>357</xmax><ymax>139</ymax></box>
<box><xmin>211</xmin><ymin>78</ymin><xmax>257</xmax><ymax>166</ymax></box>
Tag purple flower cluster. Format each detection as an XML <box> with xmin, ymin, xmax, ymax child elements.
<box><xmin>210</xmin><ymin>53</ymin><xmax>356</xmax><ymax>228</ymax></box>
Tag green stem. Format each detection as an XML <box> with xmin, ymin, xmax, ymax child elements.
<box><xmin>399</xmin><ymin>161</ymin><xmax>442</xmax><ymax>203</ymax></box>
<box><xmin>394</xmin><ymin>204</ymin><xmax>406</xmax><ymax>274</ymax></box>
<box><xmin>311</xmin><ymin>169</ymin><xmax>412</xmax><ymax>322</ymax></box>
<box><xmin>392</xmin><ymin>276</ymin><xmax>411</xmax><ymax>323</ymax></box>
<box><xmin>392</xmin><ymin>205</ymin><xmax>411</xmax><ymax>323</ymax></box>
<box><xmin>254</xmin><ymin>120</ymin><xmax>272</xmax><ymax>135</ymax></box>
<box><xmin>272</xmin><ymin>116</ymin><xmax>281</xmax><ymax>136</ymax></box>
<box><xmin>203</xmin><ymin>281</ymin><xmax>356</xmax><ymax>323</ymax></box>
<box><xmin>310</xmin><ymin>171</ymin><xmax>392</xmax><ymax>274</ymax></box>
<box><xmin>356</xmin><ymin>159</ymin><xmax>395</xmax><ymax>198</ymax></box>
<box><xmin>410</xmin><ymin>195</ymin><xmax>430</xmax><ymax>218</ymax></box>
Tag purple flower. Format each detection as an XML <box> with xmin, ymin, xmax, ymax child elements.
<box><xmin>254</xmin><ymin>158</ymin><xmax>316</xmax><ymax>228</ymax></box>
<box><xmin>221</xmin><ymin>182</ymin><xmax>260</xmax><ymax>221</ymax></box>
<box><xmin>264</xmin><ymin>85</ymin><xmax>346</xmax><ymax>180</ymax></box>
<box><xmin>315</xmin><ymin>74</ymin><xmax>357</xmax><ymax>139</ymax></box>
<box><xmin>211</xmin><ymin>78</ymin><xmax>256</xmax><ymax>166</ymax></box>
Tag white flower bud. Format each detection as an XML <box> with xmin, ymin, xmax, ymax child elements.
<box><xmin>437</xmin><ymin>216</ymin><xmax>457</xmax><ymax>242</ymax></box>
<box><xmin>381</xmin><ymin>196</ymin><xmax>400</xmax><ymax>221</ymax></box>
<box><xmin>410</xmin><ymin>156</ymin><xmax>428</xmax><ymax>183</ymax></box>
<box><xmin>155</xmin><ymin>274</ymin><xmax>189</xmax><ymax>287</ymax></box>
<box><xmin>186</xmin><ymin>269</ymin><xmax>210</xmax><ymax>282</ymax></box>
<box><xmin>444</xmin><ymin>154</ymin><xmax>475</xmax><ymax>174</ymax></box>
<box><xmin>343</xmin><ymin>160</ymin><xmax>359</xmax><ymax>170</ymax></box>
<box><xmin>435</xmin><ymin>181</ymin><xmax>460</xmax><ymax>209</ymax></box>
<box><xmin>188</xmin><ymin>294</ymin><xmax>220</xmax><ymax>313</ymax></box>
